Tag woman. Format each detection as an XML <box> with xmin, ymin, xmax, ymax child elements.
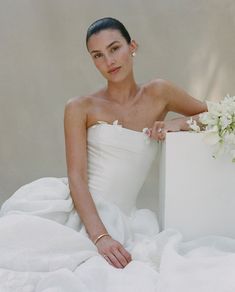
<box><xmin>1</xmin><ymin>17</ymin><xmax>235</xmax><ymax>292</ymax></box>
<box><xmin>64</xmin><ymin>16</ymin><xmax>206</xmax><ymax>269</ymax></box>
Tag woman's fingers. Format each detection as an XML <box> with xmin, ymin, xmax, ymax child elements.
<box><xmin>113</xmin><ymin>248</ymin><xmax>130</xmax><ymax>267</ymax></box>
<box><xmin>150</xmin><ymin>121</ymin><xmax>166</xmax><ymax>141</ymax></box>
<box><xmin>103</xmin><ymin>254</ymin><xmax>115</xmax><ymax>267</ymax></box>
<box><xmin>108</xmin><ymin>252</ymin><xmax>125</xmax><ymax>268</ymax></box>
<box><xmin>105</xmin><ymin>246</ymin><xmax>131</xmax><ymax>268</ymax></box>
<box><xmin>118</xmin><ymin>246</ymin><xmax>132</xmax><ymax>263</ymax></box>
<box><xmin>152</xmin><ymin>121</ymin><xmax>165</xmax><ymax>134</ymax></box>
<box><xmin>104</xmin><ymin>250</ymin><xmax>131</xmax><ymax>268</ymax></box>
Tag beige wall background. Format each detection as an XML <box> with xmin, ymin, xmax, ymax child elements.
<box><xmin>1</xmin><ymin>0</ymin><xmax>235</xmax><ymax>207</ymax></box>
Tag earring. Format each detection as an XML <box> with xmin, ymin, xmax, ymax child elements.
<box><xmin>132</xmin><ymin>51</ymin><xmax>136</xmax><ymax>57</ymax></box>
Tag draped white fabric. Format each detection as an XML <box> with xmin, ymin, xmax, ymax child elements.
<box><xmin>1</xmin><ymin>122</ymin><xmax>235</xmax><ymax>291</ymax></box>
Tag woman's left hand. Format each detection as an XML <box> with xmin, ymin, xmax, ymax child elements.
<box><xmin>147</xmin><ymin>120</ymin><xmax>182</xmax><ymax>142</ymax></box>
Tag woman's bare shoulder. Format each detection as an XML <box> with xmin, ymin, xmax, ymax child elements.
<box><xmin>65</xmin><ymin>94</ymin><xmax>99</xmax><ymax>116</ymax></box>
<box><xmin>141</xmin><ymin>78</ymin><xmax>171</xmax><ymax>101</ymax></box>
<box><xmin>65</xmin><ymin>95</ymin><xmax>93</xmax><ymax>108</ymax></box>
<box><xmin>144</xmin><ymin>78</ymin><xmax>171</xmax><ymax>92</ymax></box>
<box><xmin>65</xmin><ymin>88</ymin><xmax>105</xmax><ymax>109</ymax></box>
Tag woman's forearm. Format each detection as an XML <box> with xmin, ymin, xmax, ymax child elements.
<box><xmin>169</xmin><ymin>114</ymin><xmax>204</xmax><ymax>131</ymax></box>
<box><xmin>68</xmin><ymin>177</ymin><xmax>108</xmax><ymax>243</ymax></box>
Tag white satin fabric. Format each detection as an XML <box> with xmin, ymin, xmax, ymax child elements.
<box><xmin>1</xmin><ymin>121</ymin><xmax>235</xmax><ymax>292</ymax></box>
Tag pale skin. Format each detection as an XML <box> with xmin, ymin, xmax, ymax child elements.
<box><xmin>64</xmin><ymin>28</ymin><xmax>207</xmax><ymax>269</ymax></box>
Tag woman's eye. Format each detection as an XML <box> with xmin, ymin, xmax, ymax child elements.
<box><xmin>111</xmin><ymin>46</ymin><xmax>119</xmax><ymax>52</ymax></box>
<box><xmin>94</xmin><ymin>53</ymin><xmax>102</xmax><ymax>59</ymax></box>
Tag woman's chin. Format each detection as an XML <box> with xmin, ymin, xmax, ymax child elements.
<box><xmin>106</xmin><ymin>72</ymin><xmax>132</xmax><ymax>83</ymax></box>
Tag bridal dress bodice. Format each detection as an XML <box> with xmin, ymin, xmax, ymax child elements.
<box><xmin>1</xmin><ymin>120</ymin><xmax>235</xmax><ymax>292</ymax></box>
<box><xmin>87</xmin><ymin>120</ymin><xmax>158</xmax><ymax>214</ymax></box>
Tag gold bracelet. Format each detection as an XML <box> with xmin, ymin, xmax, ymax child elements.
<box><xmin>93</xmin><ymin>233</ymin><xmax>110</xmax><ymax>245</ymax></box>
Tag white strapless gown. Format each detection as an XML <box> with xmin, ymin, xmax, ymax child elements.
<box><xmin>1</xmin><ymin>121</ymin><xmax>235</xmax><ymax>292</ymax></box>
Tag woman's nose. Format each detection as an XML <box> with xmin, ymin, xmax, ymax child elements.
<box><xmin>105</xmin><ymin>55</ymin><xmax>115</xmax><ymax>67</ymax></box>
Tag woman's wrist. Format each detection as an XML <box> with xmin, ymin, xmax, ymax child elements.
<box><xmin>170</xmin><ymin>116</ymin><xmax>195</xmax><ymax>131</ymax></box>
<box><xmin>93</xmin><ymin>233</ymin><xmax>110</xmax><ymax>245</ymax></box>
<box><xmin>89</xmin><ymin>228</ymin><xmax>109</xmax><ymax>243</ymax></box>
<box><xmin>166</xmin><ymin>117</ymin><xmax>187</xmax><ymax>132</ymax></box>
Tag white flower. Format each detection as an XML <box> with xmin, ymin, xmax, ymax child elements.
<box><xmin>191</xmin><ymin>94</ymin><xmax>235</xmax><ymax>162</ymax></box>
<box><xmin>199</xmin><ymin>112</ymin><xmax>212</xmax><ymax>126</ymax></box>
<box><xmin>206</xmin><ymin>101</ymin><xmax>222</xmax><ymax>116</ymax></box>
<box><xmin>224</xmin><ymin>133</ymin><xmax>235</xmax><ymax>145</ymax></box>
<box><xmin>186</xmin><ymin>117</ymin><xmax>200</xmax><ymax>132</ymax></box>
<box><xmin>220</xmin><ymin>115</ymin><xmax>232</xmax><ymax>130</ymax></box>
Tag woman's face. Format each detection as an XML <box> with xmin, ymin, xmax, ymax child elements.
<box><xmin>87</xmin><ymin>29</ymin><xmax>137</xmax><ymax>82</ymax></box>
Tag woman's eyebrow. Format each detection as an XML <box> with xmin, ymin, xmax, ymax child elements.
<box><xmin>90</xmin><ymin>41</ymin><xmax>120</xmax><ymax>54</ymax></box>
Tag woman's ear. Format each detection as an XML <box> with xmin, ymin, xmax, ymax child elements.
<box><xmin>130</xmin><ymin>39</ymin><xmax>138</xmax><ymax>53</ymax></box>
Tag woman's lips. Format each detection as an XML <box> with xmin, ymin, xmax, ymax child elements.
<box><xmin>108</xmin><ymin>66</ymin><xmax>121</xmax><ymax>74</ymax></box>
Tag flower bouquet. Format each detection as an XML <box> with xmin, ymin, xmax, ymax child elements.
<box><xmin>187</xmin><ymin>94</ymin><xmax>235</xmax><ymax>162</ymax></box>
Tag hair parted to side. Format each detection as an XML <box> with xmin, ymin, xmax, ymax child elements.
<box><xmin>86</xmin><ymin>17</ymin><xmax>131</xmax><ymax>50</ymax></box>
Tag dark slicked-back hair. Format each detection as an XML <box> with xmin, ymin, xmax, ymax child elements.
<box><xmin>86</xmin><ymin>17</ymin><xmax>131</xmax><ymax>50</ymax></box>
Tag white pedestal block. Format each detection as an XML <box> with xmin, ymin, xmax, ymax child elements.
<box><xmin>159</xmin><ymin>132</ymin><xmax>235</xmax><ymax>240</ymax></box>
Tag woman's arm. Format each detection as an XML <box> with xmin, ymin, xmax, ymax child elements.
<box><xmin>164</xmin><ymin>79</ymin><xmax>207</xmax><ymax>117</ymax></box>
<box><xmin>64</xmin><ymin>97</ymin><xmax>107</xmax><ymax>241</ymax></box>
<box><xmin>149</xmin><ymin>79</ymin><xmax>207</xmax><ymax>141</ymax></box>
<box><xmin>64</xmin><ymin>97</ymin><xmax>131</xmax><ymax>268</ymax></box>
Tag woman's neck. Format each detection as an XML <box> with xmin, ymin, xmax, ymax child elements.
<box><xmin>105</xmin><ymin>74</ymin><xmax>140</xmax><ymax>105</ymax></box>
